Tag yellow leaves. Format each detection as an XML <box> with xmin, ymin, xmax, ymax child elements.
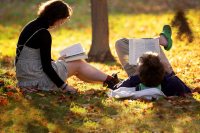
<box><xmin>193</xmin><ymin>92</ymin><xmax>200</xmax><ymax>101</ymax></box>
<box><xmin>123</xmin><ymin>99</ymin><xmax>131</xmax><ymax>107</ymax></box>
<box><xmin>70</xmin><ymin>103</ymin><xmax>88</xmax><ymax>116</ymax></box>
<box><xmin>83</xmin><ymin>119</ymin><xmax>99</xmax><ymax>130</ymax></box>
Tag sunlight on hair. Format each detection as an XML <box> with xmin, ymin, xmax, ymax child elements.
<box><xmin>145</xmin><ymin>51</ymin><xmax>158</xmax><ymax>56</ymax></box>
<box><xmin>137</xmin><ymin>51</ymin><xmax>158</xmax><ymax>65</ymax></box>
<box><xmin>37</xmin><ymin>0</ymin><xmax>72</xmax><ymax>17</ymax></box>
<box><xmin>37</xmin><ymin>0</ymin><xmax>54</xmax><ymax>16</ymax></box>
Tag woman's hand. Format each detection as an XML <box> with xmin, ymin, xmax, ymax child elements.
<box><xmin>62</xmin><ymin>85</ymin><xmax>77</xmax><ymax>94</ymax></box>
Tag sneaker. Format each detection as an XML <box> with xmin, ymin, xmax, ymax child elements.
<box><xmin>160</xmin><ymin>25</ymin><xmax>173</xmax><ymax>51</ymax></box>
<box><xmin>103</xmin><ymin>73</ymin><xmax>120</xmax><ymax>90</ymax></box>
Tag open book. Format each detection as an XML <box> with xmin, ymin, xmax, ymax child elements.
<box><xmin>60</xmin><ymin>43</ymin><xmax>88</xmax><ymax>62</ymax></box>
<box><xmin>129</xmin><ymin>38</ymin><xmax>160</xmax><ymax>65</ymax></box>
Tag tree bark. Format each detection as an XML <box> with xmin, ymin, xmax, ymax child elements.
<box><xmin>88</xmin><ymin>0</ymin><xmax>115</xmax><ymax>62</ymax></box>
<box><xmin>171</xmin><ymin>10</ymin><xmax>194</xmax><ymax>43</ymax></box>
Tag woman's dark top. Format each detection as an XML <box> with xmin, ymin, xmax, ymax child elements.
<box><xmin>16</xmin><ymin>17</ymin><xmax>64</xmax><ymax>88</ymax></box>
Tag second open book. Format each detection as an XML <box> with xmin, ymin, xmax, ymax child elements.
<box><xmin>129</xmin><ymin>38</ymin><xmax>161</xmax><ymax>65</ymax></box>
<box><xmin>60</xmin><ymin>43</ymin><xmax>88</xmax><ymax>62</ymax></box>
<box><xmin>60</xmin><ymin>39</ymin><xmax>160</xmax><ymax>63</ymax></box>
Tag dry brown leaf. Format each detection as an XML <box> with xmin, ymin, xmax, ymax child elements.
<box><xmin>0</xmin><ymin>97</ymin><xmax>9</xmax><ymax>106</ymax></box>
<box><xmin>193</xmin><ymin>87</ymin><xmax>200</xmax><ymax>93</ymax></box>
<box><xmin>36</xmin><ymin>93</ymin><xmax>45</xmax><ymax>97</ymax></box>
<box><xmin>0</xmin><ymin>80</ymin><xmax>4</xmax><ymax>87</ymax></box>
<box><xmin>84</xmin><ymin>89</ymin><xmax>95</xmax><ymax>95</ymax></box>
<box><xmin>6</xmin><ymin>91</ymin><xmax>14</xmax><ymax>97</ymax></box>
<box><xmin>4</xmin><ymin>85</ymin><xmax>18</xmax><ymax>92</ymax></box>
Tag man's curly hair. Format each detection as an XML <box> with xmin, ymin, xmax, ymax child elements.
<box><xmin>37</xmin><ymin>0</ymin><xmax>72</xmax><ymax>26</ymax></box>
<box><xmin>138</xmin><ymin>52</ymin><xmax>165</xmax><ymax>87</ymax></box>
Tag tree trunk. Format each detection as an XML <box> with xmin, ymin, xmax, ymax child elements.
<box><xmin>171</xmin><ymin>10</ymin><xmax>194</xmax><ymax>43</ymax></box>
<box><xmin>88</xmin><ymin>0</ymin><xmax>115</xmax><ymax>62</ymax></box>
<box><xmin>166</xmin><ymin>0</ymin><xmax>194</xmax><ymax>43</ymax></box>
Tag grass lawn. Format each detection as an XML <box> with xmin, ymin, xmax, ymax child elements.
<box><xmin>0</xmin><ymin>0</ymin><xmax>200</xmax><ymax>132</ymax></box>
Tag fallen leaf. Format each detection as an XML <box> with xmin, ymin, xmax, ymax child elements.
<box><xmin>5</xmin><ymin>71</ymin><xmax>15</xmax><ymax>77</ymax></box>
<box><xmin>193</xmin><ymin>87</ymin><xmax>200</xmax><ymax>93</ymax></box>
<box><xmin>0</xmin><ymin>97</ymin><xmax>9</xmax><ymax>106</ymax></box>
<box><xmin>6</xmin><ymin>91</ymin><xmax>14</xmax><ymax>97</ymax></box>
<box><xmin>157</xmin><ymin>113</ymin><xmax>165</xmax><ymax>120</ymax></box>
<box><xmin>36</xmin><ymin>93</ymin><xmax>45</xmax><ymax>97</ymax></box>
<box><xmin>39</xmin><ymin>104</ymin><xmax>49</xmax><ymax>109</ymax></box>
<box><xmin>25</xmin><ymin>95</ymin><xmax>32</xmax><ymax>100</ymax></box>
<box><xmin>84</xmin><ymin>89</ymin><xmax>95</xmax><ymax>95</ymax></box>
<box><xmin>0</xmin><ymin>80</ymin><xmax>4</xmax><ymax>87</ymax></box>
<box><xmin>123</xmin><ymin>100</ymin><xmax>131</xmax><ymax>107</ymax></box>
<box><xmin>4</xmin><ymin>85</ymin><xmax>17</xmax><ymax>92</ymax></box>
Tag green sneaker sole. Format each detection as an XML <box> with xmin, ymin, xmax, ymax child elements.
<box><xmin>160</xmin><ymin>25</ymin><xmax>173</xmax><ymax>51</ymax></box>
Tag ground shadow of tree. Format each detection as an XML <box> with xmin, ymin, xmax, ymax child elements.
<box><xmin>26</xmin><ymin>89</ymin><xmax>118</xmax><ymax>132</ymax></box>
<box><xmin>24</xmin><ymin>90</ymin><xmax>200</xmax><ymax>132</ymax></box>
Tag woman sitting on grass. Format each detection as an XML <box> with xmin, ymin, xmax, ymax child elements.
<box><xmin>113</xmin><ymin>25</ymin><xmax>191</xmax><ymax>96</ymax></box>
<box><xmin>15</xmin><ymin>0</ymin><xmax>118</xmax><ymax>94</ymax></box>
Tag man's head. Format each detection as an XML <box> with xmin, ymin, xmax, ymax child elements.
<box><xmin>37</xmin><ymin>0</ymin><xmax>72</xmax><ymax>27</ymax></box>
<box><xmin>138</xmin><ymin>52</ymin><xmax>165</xmax><ymax>87</ymax></box>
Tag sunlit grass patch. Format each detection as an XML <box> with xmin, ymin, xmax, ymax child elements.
<box><xmin>82</xmin><ymin>119</ymin><xmax>99</xmax><ymax>130</ymax></box>
<box><xmin>70</xmin><ymin>102</ymin><xmax>88</xmax><ymax>116</ymax></box>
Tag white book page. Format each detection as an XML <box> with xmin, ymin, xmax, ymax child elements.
<box><xmin>129</xmin><ymin>38</ymin><xmax>160</xmax><ymax>65</ymax></box>
<box><xmin>60</xmin><ymin>43</ymin><xmax>85</xmax><ymax>57</ymax></box>
<box><xmin>63</xmin><ymin>53</ymin><xmax>88</xmax><ymax>62</ymax></box>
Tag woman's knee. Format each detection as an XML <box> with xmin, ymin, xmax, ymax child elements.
<box><xmin>66</xmin><ymin>60</ymin><xmax>85</xmax><ymax>76</ymax></box>
<box><xmin>68</xmin><ymin>60</ymin><xmax>85</xmax><ymax>68</ymax></box>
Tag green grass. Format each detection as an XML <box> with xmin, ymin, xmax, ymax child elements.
<box><xmin>0</xmin><ymin>0</ymin><xmax>200</xmax><ymax>132</ymax></box>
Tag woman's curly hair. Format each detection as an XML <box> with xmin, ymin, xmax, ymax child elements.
<box><xmin>37</xmin><ymin>0</ymin><xmax>72</xmax><ymax>26</ymax></box>
<box><xmin>138</xmin><ymin>52</ymin><xmax>165</xmax><ymax>87</ymax></box>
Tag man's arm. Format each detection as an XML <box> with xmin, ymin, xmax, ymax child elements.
<box><xmin>113</xmin><ymin>75</ymin><xmax>141</xmax><ymax>89</ymax></box>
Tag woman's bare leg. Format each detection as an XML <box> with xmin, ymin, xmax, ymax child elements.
<box><xmin>66</xmin><ymin>60</ymin><xmax>107</xmax><ymax>83</ymax></box>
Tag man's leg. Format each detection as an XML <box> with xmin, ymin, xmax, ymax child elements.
<box><xmin>115</xmin><ymin>38</ymin><xmax>137</xmax><ymax>76</ymax></box>
<box><xmin>159</xmin><ymin>46</ymin><xmax>173</xmax><ymax>74</ymax></box>
<box><xmin>115</xmin><ymin>37</ymin><xmax>173</xmax><ymax>76</ymax></box>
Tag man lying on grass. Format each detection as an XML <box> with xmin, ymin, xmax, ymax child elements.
<box><xmin>111</xmin><ymin>25</ymin><xmax>191</xmax><ymax>98</ymax></box>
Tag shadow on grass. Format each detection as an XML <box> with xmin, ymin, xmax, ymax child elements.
<box><xmin>150</xmin><ymin>95</ymin><xmax>200</xmax><ymax>132</ymax></box>
<box><xmin>1</xmin><ymin>80</ymin><xmax>200</xmax><ymax>132</ymax></box>
<box><xmin>23</xmin><ymin>90</ymin><xmax>200</xmax><ymax>132</ymax></box>
<box><xmin>1</xmin><ymin>55</ymin><xmax>200</xmax><ymax>132</ymax></box>
<box><xmin>24</xmin><ymin>89</ymin><xmax>118</xmax><ymax>132</ymax></box>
